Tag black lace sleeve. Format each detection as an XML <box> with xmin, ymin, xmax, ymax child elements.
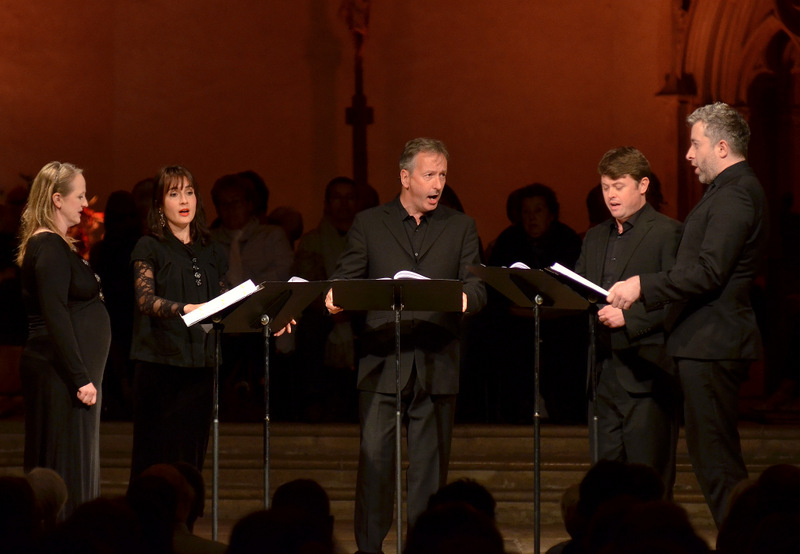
<box><xmin>133</xmin><ymin>259</ymin><xmax>186</xmax><ymax>318</ymax></box>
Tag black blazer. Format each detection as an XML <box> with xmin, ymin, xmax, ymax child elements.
<box><xmin>576</xmin><ymin>203</ymin><xmax>681</xmax><ymax>391</ymax></box>
<box><xmin>332</xmin><ymin>197</ymin><xmax>486</xmax><ymax>394</ymax></box>
<box><xmin>640</xmin><ymin>161</ymin><xmax>767</xmax><ymax>360</ymax></box>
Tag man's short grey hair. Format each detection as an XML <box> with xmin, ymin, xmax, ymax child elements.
<box><xmin>687</xmin><ymin>102</ymin><xmax>750</xmax><ymax>158</ymax></box>
<box><xmin>399</xmin><ymin>138</ymin><xmax>449</xmax><ymax>173</ymax></box>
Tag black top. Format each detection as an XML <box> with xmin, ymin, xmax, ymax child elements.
<box><xmin>489</xmin><ymin>220</ymin><xmax>582</xmax><ymax>270</ymax></box>
<box><xmin>601</xmin><ymin>205</ymin><xmax>647</xmax><ymax>291</ymax></box>
<box><xmin>21</xmin><ymin>232</ymin><xmax>110</xmax><ymax>389</ymax></box>
<box><xmin>641</xmin><ymin>160</ymin><xmax>767</xmax><ymax>360</ymax></box>
<box><xmin>129</xmin><ymin>234</ymin><xmax>227</xmax><ymax>367</ymax></box>
<box><xmin>398</xmin><ymin>199</ymin><xmax>429</xmax><ymax>262</ymax></box>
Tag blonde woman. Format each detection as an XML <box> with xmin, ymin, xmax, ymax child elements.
<box><xmin>18</xmin><ymin>161</ymin><xmax>110</xmax><ymax>520</ymax></box>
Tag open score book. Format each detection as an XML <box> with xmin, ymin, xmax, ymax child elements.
<box><xmin>510</xmin><ymin>262</ymin><xmax>610</xmax><ymax>297</ymax></box>
<box><xmin>181</xmin><ymin>279</ymin><xmax>259</xmax><ymax>327</ymax></box>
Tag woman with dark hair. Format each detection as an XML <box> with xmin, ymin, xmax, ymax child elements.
<box><xmin>129</xmin><ymin>165</ymin><xmax>228</xmax><ymax>479</ymax></box>
<box><xmin>17</xmin><ymin>161</ymin><xmax>110</xmax><ymax>519</ymax></box>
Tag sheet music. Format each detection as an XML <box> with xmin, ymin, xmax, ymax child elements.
<box><xmin>549</xmin><ymin>262</ymin><xmax>609</xmax><ymax>297</ymax></box>
<box><xmin>181</xmin><ymin>279</ymin><xmax>258</xmax><ymax>327</ymax></box>
<box><xmin>377</xmin><ymin>270</ymin><xmax>429</xmax><ymax>280</ymax></box>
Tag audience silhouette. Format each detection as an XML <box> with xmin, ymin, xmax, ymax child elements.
<box><xmin>26</xmin><ymin>467</ymin><xmax>69</xmax><ymax>533</ymax></box>
<box><xmin>484</xmin><ymin>183</ymin><xmax>587</xmax><ymax>424</ymax></box>
<box><xmin>89</xmin><ymin>190</ymin><xmax>141</xmax><ymax>420</ymax></box>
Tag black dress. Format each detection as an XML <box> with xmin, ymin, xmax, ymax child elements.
<box><xmin>20</xmin><ymin>232</ymin><xmax>110</xmax><ymax>519</ymax></box>
<box><xmin>129</xmin><ymin>233</ymin><xmax>227</xmax><ymax>478</ymax></box>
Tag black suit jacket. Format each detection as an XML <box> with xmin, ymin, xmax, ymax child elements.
<box><xmin>640</xmin><ymin>161</ymin><xmax>767</xmax><ymax>360</ymax></box>
<box><xmin>576</xmin><ymin>203</ymin><xmax>682</xmax><ymax>391</ymax></box>
<box><xmin>332</xmin><ymin>197</ymin><xmax>486</xmax><ymax>394</ymax></box>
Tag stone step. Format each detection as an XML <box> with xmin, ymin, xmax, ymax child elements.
<box><xmin>3</xmin><ymin>419</ymin><xmax>799</xmax><ymax>530</ymax></box>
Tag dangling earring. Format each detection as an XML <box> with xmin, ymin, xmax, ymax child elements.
<box><xmin>159</xmin><ymin>210</ymin><xmax>166</xmax><ymax>227</ymax></box>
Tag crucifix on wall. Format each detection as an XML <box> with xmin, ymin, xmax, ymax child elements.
<box><xmin>340</xmin><ymin>0</ymin><xmax>373</xmax><ymax>189</ymax></box>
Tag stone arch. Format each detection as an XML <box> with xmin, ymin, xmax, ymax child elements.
<box><xmin>668</xmin><ymin>1</ymin><xmax>800</xmax><ymax>215</ymax></box>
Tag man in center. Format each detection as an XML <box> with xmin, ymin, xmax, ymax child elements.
<box><xmin>326</xmin><ymin>137</ymin><xmax>486</xmax><ymax>553</ymax></box>
<box><xmin>575</xmin><ymin>146</ymin><xmax>682</xmax><ymax>493</ymax></box>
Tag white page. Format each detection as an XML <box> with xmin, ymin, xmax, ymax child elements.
<box><xmin>549</xmin><ymin>262</ymin><xmax>610</xmax><ymax>297</ymax></box>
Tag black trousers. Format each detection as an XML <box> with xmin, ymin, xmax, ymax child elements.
<box><xmin>130</xmin><ymin>361</ymin><xmax>214</xmax><ymax>480</ymax></box>
<box><xmin>677</xmin><ymin>358</ymin><xmax>749</xmax><ymax>528</ymax></box>
<box><xmin>354</xmin><ymin>369</ymin><xmax>456</xmax><ymax>554</ymax></box>
<box><xmin>589</xmin><ymin>352</ymin><xmax>680</xmax><ymax>496</ymax></box>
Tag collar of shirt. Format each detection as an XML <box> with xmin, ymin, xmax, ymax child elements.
<box><xmin>394</xmin><ymin>195</ymin><xmax>430</xmax><ymax>224</ymax></box>
<box><xmin>610</xmin><ymin>203</ymin><xmax>648</xmax><ymax>236</ymax></box>
<box><xmin>710</xmin><ymin>160</ymin><xmax>749</xmax><ymax>190</ymax></box>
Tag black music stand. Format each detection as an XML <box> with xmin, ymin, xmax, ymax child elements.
<box><xmin>331</xmin><ymin>278</ymin><xmax>462</xmax><ymax>553</ymax></box>
<box><xmin>468</xmin><ymin>265</ymin><xmax>594</xmax><ymax>554</ymax></box>
<box><xmin>196</xmin><ymin>280</ymin><xmax>329</xmax><ymax>539</ymax></box>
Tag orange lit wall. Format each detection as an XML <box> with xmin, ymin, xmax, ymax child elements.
<box><xmin>0</xmin><ymin>1</ymin><xmax>680</xmax><ymax>245</ymax></box>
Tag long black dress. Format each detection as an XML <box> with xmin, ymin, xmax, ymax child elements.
<box><xmin>20</xmin><ymin>232</ymin><xmax>110</xmax><ymax>519</ymax></box>
<box><xmin>129</xmin><ymin>233</ymin><xmax>227</xmax><ymax>479</ymax></box>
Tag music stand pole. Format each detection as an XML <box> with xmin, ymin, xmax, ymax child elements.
<box><xmin>468</xmin><ymin>265</ymin><xmax>593</xmax><ymax>554</ymax></box>
<box><xmin>212</xmin><ymin>321</ymin><xmax>222</xmax><ymax>541</ymax></box>
<box><xmin>262</xmin><ymin>315</ymin><xmax>272</xmax><ymax>508</ymax></box>
<box><xmin>330</xmin><ymin>278</ymin><xmax>461</xmax><ymax>554</ymax></box>
<box><xmin>588</xmin><ymin>312</ymin><xmax>598</xmax><ymax>463</ymax></box>
<box><xmin>393</xmin><ymin>285</ymin><xmax>403</xmax><ymax>554</ymax></box>
<box><xmin>532</xmin><ymin>297</ymin><xmax>543</xmax><ymax>554</ymax></box>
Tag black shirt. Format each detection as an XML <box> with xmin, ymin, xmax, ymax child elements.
<box><xmin>601</xmin><ymin>205</ymin><xmax>647</xmax><ymax>291</ymax></box>
<box><xmin>129</xmin><ymin>234</ymin><xmax>227</xmax><ymax>368</ymax></box>
<box><xmin>398</xmin><ymin>198</ymin><xmax>429</xmax><ymax>268</ymax></box>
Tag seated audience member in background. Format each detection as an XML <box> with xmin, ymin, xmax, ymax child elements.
<box><xmin>427</xmin><ymin>478</ymin><xmax>497</xmax><ymax>521</ymax></box>
<box><xmin>585</xmin><ymin>185</ymin><xmax>608</xmax><ymax>231</ymax></box>
<box><xmin>554</xmin><ymin>460</ymin><xmax>665</xmax><ymax>554</ymax></box>
<box><xmin>210</xmin><ymin>173</ymin><xmax>293</xmax><ymax>285</ymax></box>
<box><xmin>237</xmin><ymin>170</ymin><xmax>270</xmax><ymax>223</ymax></box>
<box><xmin>126</xmin><ymin>472</ymin><xmax>177</xmax><ymax>554</ymax></box>
<box><xmin>489</xmin><ymin>183</ymin><xmax>582</xmax><ymax>270</ymax></box>
<box><xmin>0</xmin><ymin>476</ymin><xmax>40</xmax><ymax>552</ymax></box>
<box><xmin>271</xmin><ymin>478</ymin><xmax>336</xmax><ymax>552</ymax></box>
<box><xmin>210</xmin><ymin>172</ymin><xmax>295</xmax><ymax>419</ymax></box>
<box><xmin>90</xmin><ymin>190</ymin><xmax>141</xmax><ymax>420</ymax></box>
<box><xmin>0</xmin><ymin>184</ymin><xmax>28</xmax><ymax>364</ymax></box>
<box><xmin>228</xmin><ymin>507</ymin><xmax>335</xmax><ymax>554</ymax></box>
<box><xmin>41</xmin><ymin>496</ymin><xmax>143</xmax><ymax>554</ymax></box>
<box><xmin>268</xmin><ymin>205</ymin><xmax>305</xmax><ymax>249</ymax></box>
<box><xmin>545</xmin><ymin>484</ymin><xmax>580</xmax><ymax>554</ymax></box>
<box><xmin>404</xmin><ymin>503</ymin><xmax>505</xmax><ymax>554</ymax></box>
<box><xmin>26</xmin><ymin>467</ymin><xmax>68</xmax><ymax>533</ymax></box>
<box><xmin>131</xmin><ymin>178</ymin><xmax>156</xmax><ymax>235</ymax></box>
<box><xmin>172</xmin><ymin>461</ymin><xmax>206</xmax><ymax>533</ymax></box>
<box><xmin>575</xmin><ymin>147</ymin><xmax>682</xmax><ymax>496</ymax></box>
<box><xmin>138</xmin><ymin>463</ymin><xmax>226</xmax><ymax>554</ymax></box>
<box><xmin>716</xmin><ymin>463</ymin><xmax>800</xmax><ymax>554</ymax></box>
<box><xmin>486</xmin><ymin>183</ymin><xmax>586</xmax><ymax>423</ymax></box>
<box><xmin>595</xmin><ymin>499</ymin><xmax>711</xmax><ymax>554</ymax></box>
<box><xmin>294</xmin><ymin>177</ymin><xmax>360</xmax><ymax>421</ymax></box>
<box><xmin>295</xmin><ymin>177</ymin><xmax>359</xmax><ymax>282</ymax></box>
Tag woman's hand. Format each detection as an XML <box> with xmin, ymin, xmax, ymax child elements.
<box><xmin>77</xmin><ymin>383</ymin><xmax>98</xmax><ymax>406</ymax></box>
